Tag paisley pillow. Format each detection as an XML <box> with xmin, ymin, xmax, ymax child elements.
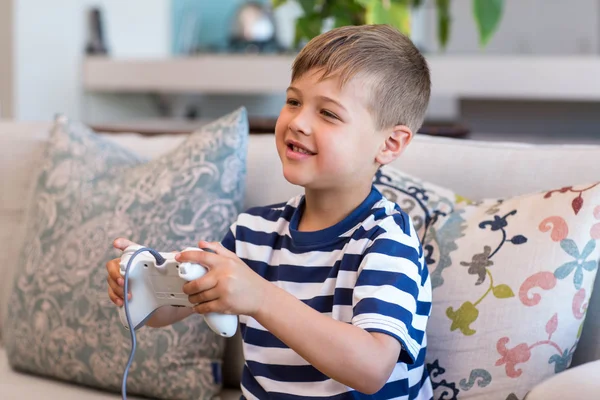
<box><xmin>3</xmin><ymin>108</ymin><xmax>248</xmax><ymax>400</ymax></box>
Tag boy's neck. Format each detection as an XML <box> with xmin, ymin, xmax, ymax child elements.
<box><xmin>298</xmin><ymin>182</ymin><xmax>373</xmax><ymax>232</ymax></box>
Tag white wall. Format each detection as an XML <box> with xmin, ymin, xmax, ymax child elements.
<box><xmin>0</xmin><ymin>0</ymin><xmax>14</xmax><ymax>118</ymax></box>
<box><xmin>420</xmin><ymin>0</ymin><xmax>600</xmax><ymax>55</ymax></box>
<box><xmin>13</xmin><ymin>0</ymin><xmax>171</xmax><ymax>121</ymax></box>
<box><xmin>7</xmin><ymin>0</ymin><xmax>600</xmax><ymax>128</ymax></box>
<box><xmin>413</xmin><ymin>0</ymin><xmax>600</xmax><ymax>122</ymax></box>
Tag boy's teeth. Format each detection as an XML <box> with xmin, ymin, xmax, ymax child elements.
<box><xmin>292</xmin><ymin>145</ymin><xmax>311</xmax><ymax>155</ymax></box>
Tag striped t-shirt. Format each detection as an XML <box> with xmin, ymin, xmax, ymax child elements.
<box><xmin>221</xmin><ymin>186</ymin><xmax>433</xmax><ymax>400</ymax></box>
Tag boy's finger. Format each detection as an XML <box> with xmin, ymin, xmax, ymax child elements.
<box><xmin>113</xmin><ymin>237</ymin><xmax>136</xmax><ymax>251</ymax></box>
<box><xmin>188</xmin><ymin>286</ymin><xmax>219</xmax><ymax>306</ymax></box>
<box><xmin>198</xmin><ymin>241</ymin><xmax>236</xmax><ymax>259</ymax></box>
<box><xmin>106</xmin><ymin>259</ymin><xmax>123</xmax><ymax>282</ymax></box>
<box><xmin>182</xmin><ymin>273</ymin><xmax>218</xmax><ymax>296</ymax></box>
<box><xmin>107</xmin><ymin>276</ymin><xmax>125</xmax><ymax>299</ymax></box>
<box><xmin>108</xmin><ymin>288</ymin><xmax>123</xmax><ymax>307</ymax></box>
<box><xmin>175</xmin><ymin>249</ymin><xmax>221</xmax><ymax>269</ymax></box>
<box><xmin>193</xmin><ymin>300</ymin><xmax>220</xmax><ymax>315</ymax></box>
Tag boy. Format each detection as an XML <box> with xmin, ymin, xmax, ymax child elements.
<box><xmin>107</xmin><ymin>24</ymin><xmax>433</xmax><ymax>399</ymax></box>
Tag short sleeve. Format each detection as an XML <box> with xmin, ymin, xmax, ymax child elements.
<box><xmin>221</xmin><ymin>222</ymin><xmax>237</xmax><ymax>253</ymax></box>
<box><xmin>351</xmin><ymin>221</ymin><xmax>431</xmax><ymax>364</ymax></box>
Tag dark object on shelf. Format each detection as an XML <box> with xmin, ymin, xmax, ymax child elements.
<box><xmin>245</xmin><ymin>116</ymin><xmax>278</xmax><ymax>133</ymax></box>
<box><xmin>418</xmin><ymin>121</ymin><xmax>470</xmax><ymax>138</ymax></box>
<box><xmin>85</xmin><ymin>7</ymin><xmax>108</xmax><ymax>55</ymax></box>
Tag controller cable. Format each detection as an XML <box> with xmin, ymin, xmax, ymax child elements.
<box><xmin>121</xmin><ymin>247</ymin><xmax>166</xmax><ymax>400</ymax></box>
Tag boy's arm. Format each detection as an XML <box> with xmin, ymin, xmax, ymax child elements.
<box><xmin>178</xmin><ymin>223</ymin><xmax>426</xmax><ymax>393</ymax></box>
<box><xmin>255</xmin><ymin>226</ymin><xmax>427</xmax><ymax>394</ymax></box>
<box><xmin>254</xmin><ymin>285</ymin><xmax>401</xmax><ymax>394</ymax></box>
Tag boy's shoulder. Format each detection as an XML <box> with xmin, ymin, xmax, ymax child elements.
<box><xmin>359</xmin><ymin>193</ymin><xmax>414</xmax><ymax>239</ymax></box>
<box><xmin>352</xmin><ymin>193</ymin><xmax>424</xmax><ymax>267</ymax></box>
<box><xmin>237</xmin><ymin>196</ymin><xmax>302</xmax><ymax>226</ymax></box>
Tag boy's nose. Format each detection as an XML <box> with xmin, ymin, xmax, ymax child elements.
<box><xmin>289</xmin><ymin>115</ymin><xmax>312</xmax><ymax>136</ymax></box>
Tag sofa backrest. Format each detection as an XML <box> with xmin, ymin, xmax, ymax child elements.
<box><xmin>0</xmin><ymin>122</ymin><xmax>53</xmax><ymax>345</ymax></box>
<box><xmin>1</xmin><ymin>121</ymin><xmax>599</xmax><ymax>368</ymax></box>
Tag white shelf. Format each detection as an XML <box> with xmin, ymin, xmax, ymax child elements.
<box><xmin>83</xmin><ymin>54</ymin><xmax>295</xmax><ymax>94</ymax></box>
<box><xmin>429</xmin><ymin>56</ymin><xmax>600</xmax><ymax>101</ymax></box>
<box><xmin>83</xmin><ymin>54</ymin><xmax>600</xmax><ymax>101</ymax></box>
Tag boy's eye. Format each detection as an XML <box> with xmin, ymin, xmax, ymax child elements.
<box><xmin>286</xmin><ymin>99</ymin><xmax>300</xmax><ymax>107</ymax></box>
<box><xmin>321</xmin><ymin>110</ymin><xmax>339</xmax><ymax>120</ymax></box>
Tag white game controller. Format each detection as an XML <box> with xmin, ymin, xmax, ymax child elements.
<box><xmin>118</xmin><ymin>244</ymin><xmax>238</xmax><ymax>337</ymax></box>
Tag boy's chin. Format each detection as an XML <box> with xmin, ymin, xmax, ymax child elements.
<box><xmin>282</xmin><ymin>169</ymin><xmax>318</xmax><ymax>189</ymax></box>
<box><xmin>283</xmin><ymin>175</ymin><xmax>334</xmax><ymax>192</ymax></box>
<box><xmin>282</xmin><ymin>171</ymin><xmax>308</xmax><ymax>187</ymax></box>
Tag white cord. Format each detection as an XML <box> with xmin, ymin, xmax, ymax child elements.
<box><xmin>121</xmin><ymin>247</ymin><xmax>165</xmax><ymax>400</ymax></box>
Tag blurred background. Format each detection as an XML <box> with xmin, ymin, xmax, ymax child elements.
<box><xmin>1</xmin><ymin>0</ymin><xmax>600</xmax><ymax>143</ymax></box>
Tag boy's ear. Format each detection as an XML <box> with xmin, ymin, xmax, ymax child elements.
<box><xmin>375</xmin><ymin>125</ymin><xmax>413</xmax><ymax>165</ymax></box>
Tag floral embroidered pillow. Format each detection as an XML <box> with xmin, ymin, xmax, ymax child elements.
<box><xmin>423</xmin><ymin>183</ymin><xmax>600</xmax><ymax>400</ymax></box>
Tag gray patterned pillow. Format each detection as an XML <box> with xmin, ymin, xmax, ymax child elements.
<box><xmin>373</xmin><ymin>164</ymin><xmax>456</xmax><ymax>242</ymax></box>
<box><xmin>3</xmin><ymin>108</ymin><xmax>248</xmax><ymax>399</ymax></box>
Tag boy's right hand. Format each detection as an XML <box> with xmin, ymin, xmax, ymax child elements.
<box><xmin>106</xmin><ymin>237</ymin><xmax>136</xmax><ymax>307</ymax></box>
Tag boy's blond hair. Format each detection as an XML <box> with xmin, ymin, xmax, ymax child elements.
<box><xmin>292</xmin><ymin>24</ymin><xmax>431</xmax><ymax>134</ymax></box>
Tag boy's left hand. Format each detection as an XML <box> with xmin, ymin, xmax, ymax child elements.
<box><xmin>177</xmin><ymin>241</ymin><xmax>268</xmax><ymax>317</ymax></box>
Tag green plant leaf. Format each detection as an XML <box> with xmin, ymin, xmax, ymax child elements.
<box><xmin>364</xmin><ymin>0</ymin><xmax>382</xmax><ymax>25</ymax></box>
<box><xmin>473</xmin><ymin>0</ymin><xmax>504</xmax><ymax>47</ymax></box>
<box><xmin>330</xmin><ymin>0</ymin><xmax>364</xmax><ymax>27</ymax></box>
<box><xmin>436</xmin><ymin>0</ymin><xmax>451</xmax><ymax>49</ymax></box>
<box><xmin>297</xmin><ymin>0</ymin><xmax>319</xmax><ymax>15</ymax></box>
<box><xmin>492</xmin><ymin>284</ymin><xmax>515</xmax><ymax>299</ymax></box>
<box><xmin>365</xmin><ymin>0</ymin><xmax>411</xmax><ymax>35</ymax></box>
<box><xmin>272</xmin><ymin>0</ymin><xmax>288</xmax><ymax>8</ymax></box>
<box><xmin>333</xmin><ymin>13</ymin><xmax>354</xmax><ymax>28</ymax></box>
<box><xmin>294</xmin><ymin>13</ymin><xmax>324</xmax><ymax>46</ymax></box>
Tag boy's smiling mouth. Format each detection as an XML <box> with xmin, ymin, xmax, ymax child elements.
<box><xmin>285</xmin><ymin>140</ymin><xmax>316</xmax><ymax>157</ymax></box>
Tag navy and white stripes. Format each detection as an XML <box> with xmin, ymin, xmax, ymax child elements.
<box><xmin>222</xmin><ymin>186</ymin><xmax>433</xmax><ymax>399</ymax></box>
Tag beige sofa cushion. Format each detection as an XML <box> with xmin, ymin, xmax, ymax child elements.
<box><xmin>525</xmin><ymin>359</ymin><xmax>600</xmax><ymax>400</ymax></box>
<box><xmin>0</xmin><ymin>122</ymin><xmax>52</xmax><ymax>343</ymax></box>
<box><xmin>3</xmin><ymin>121</ymin><xmax>600</xmax><ymax>394</ymax></box>
<box><xmin>397</xmin><ymin>135</ymin><xmax>600</xmax><ymax>200</ymax></box>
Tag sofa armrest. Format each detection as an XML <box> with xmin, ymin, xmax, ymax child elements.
<box><xmin>525</xmin><ymin>360</ymin><xmax>600</xmax><ymax>400</ymax></box>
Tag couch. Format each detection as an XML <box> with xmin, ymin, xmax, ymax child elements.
<box><xmin>1</xmin><ymin>119</ymin><xmax>599</xmax><ymax>399</ymax></box>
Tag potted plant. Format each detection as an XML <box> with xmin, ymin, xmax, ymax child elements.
<box><xmin>272</xmin><ymin>0</ymin><xmax>504</xmax><ymax>50</ymax></box>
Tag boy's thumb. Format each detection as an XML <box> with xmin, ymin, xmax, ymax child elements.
<box><xmin>113</xmin><ymin>237</ymin><xmax>135</xmax><ymax>251</ymax></box>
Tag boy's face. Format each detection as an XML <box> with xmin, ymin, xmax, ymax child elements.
<box><xmin>275</xmin><ymin>68</ymin><xmax>386</xmax><ymax>191</ymax></box>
